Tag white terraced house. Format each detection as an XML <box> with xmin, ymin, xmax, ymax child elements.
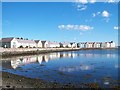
<box><xmin>0</xmin><ymin>37</ymin><xmax>116</xmax><ymax>48</ymax></box>
<box><xmin>60</xmin><ymin>42</ymin><xmax>77</xmax><ymax>48</ymax></box>
<box><xmin>35</xmin><ymin>40</ymin><xmax>42</xmax><ymax>48</ymax></box>
<box><xmin>0</xmin><ymin>37</ymin><xmax>36</xmax><ymax>48</ymax></box>
<box><xmin>78</xmin><ymin>41</ymin><xmax>115</xmax><ymax>48</ymax></box>
<box><xmin>46</xmin><ymin>41</ymin><xmax>60</xmax><ymax>48</ymax></box>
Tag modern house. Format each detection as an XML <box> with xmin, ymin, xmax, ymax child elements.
<box><xmin>0</xmin><ymin>37</ymin><xmax>36</xmax><ymax>48</ymax></box>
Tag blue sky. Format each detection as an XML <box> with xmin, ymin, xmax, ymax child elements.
<box><xmin>2</xmin><ymin>2</ymin><xmax>118</xmax><ymax>45</ymax></box>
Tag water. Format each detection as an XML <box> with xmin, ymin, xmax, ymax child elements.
<box><xmin>1</xmin><ymin>49</ymin><xmax>119</xmax><ymax>88</ymax></box>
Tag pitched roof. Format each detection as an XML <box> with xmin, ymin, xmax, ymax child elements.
<box><xmin>48</xmin><ymin>41</ymin><xmax>59</xmax><ymax>44</ymax></box>
<box><xmin>41</xmin><ymin>41</ymin><xmax>47</xmax><ymax>44</ymax></box>
<box><xmin>16</xmin><ymin>39</ymin><xmax>36</xmax><ymax>44</ymax></box>
<box><xmin>34</xmin><ymin>40</ymin><xmax>40</xmax><ymax>43</ymax></box>
<box><xmin>60</xmin><ymin>42</ymin><xmax>70</xmax><ymax>45</ymax></box>
<box><xmin>2</xmin><ymin>37</ymin><xmax>14</xmax><ymax>42</ymax></box>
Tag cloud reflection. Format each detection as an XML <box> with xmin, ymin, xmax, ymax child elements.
<box><xmin>59</xmin><ymin>65</ymin><xmax>94</xmax><ymax>72</ymax></box>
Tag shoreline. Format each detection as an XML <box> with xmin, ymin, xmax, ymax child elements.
<box><xmin>1</xmin><ymin>48</ymin><xmax>117</xmax><ymax>58</ymax></box>
<box><xmin>2</xmin><ymin>71</ymin><xmax>119</xmax><ymax>89</ymax></box>
<box><xmin>2</xmin><ymin>71</ymin><xmax>96</xmax><ymax>88</ymax></box>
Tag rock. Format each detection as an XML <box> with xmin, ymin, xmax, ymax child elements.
<box><xmin>6</xmin><ymin>85</ymin><xmax>10</xmax><ymax>88</ymax></box>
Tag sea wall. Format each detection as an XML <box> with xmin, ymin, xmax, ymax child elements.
<box><xmin>1</xmin><ymin>48</ymin><xmax>81</xmax><ymax>58</ymax></box>
<box><xmin>0</xmin><ymin>47</ymin><xmax>116</xmax><ymax>58</ymax></box>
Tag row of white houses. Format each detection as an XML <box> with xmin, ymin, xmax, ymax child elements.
<box><xmin>78</xmin><ymin>41</ymin><xmax>116</xmax><ymax>48</ymax></box>
<box><xmin>0</xmin><ymin>37</ymin><xmax>116</xmax><ymax>48</ymax></box>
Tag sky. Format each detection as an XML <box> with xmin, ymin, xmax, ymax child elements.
<box><xmin>2</xmin><ymin>1</ymin><xmax>118</xmax><ymax>45</ymax></box>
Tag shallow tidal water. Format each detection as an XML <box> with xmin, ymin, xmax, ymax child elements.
<box><xmin>1</xmin><ymin>49</ymin><xmax>119</xmax><ymax>88</ymax></box>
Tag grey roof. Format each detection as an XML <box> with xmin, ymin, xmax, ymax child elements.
<box><xmin>1</xmin><ymin>37</ymin><xmax>36</xmax><ymax>44</ymax></box>
<box><xmin>47</xmin><ymin>41</ymin><xmax>59</xmax><ymax>44</ymax></box>
<box><xmin>1</xmin><ymin>37</ymin><xmax>14</xmax><ymax>42</ymax></box>
<box><xmin>34</xmin><ymin>40</ymin><xmax>40</xmax><ymax>43</ymax></box>
<box><xmin>41</xmin><ymin>41</ymin><xmax>47</xmax><ymax>44</ymax></box>
<box><xmin>16</xmin><ymin>39</ymin><xmax>36</xmax><ymax>44</ymax></box>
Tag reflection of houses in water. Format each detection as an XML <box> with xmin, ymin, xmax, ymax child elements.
<box><xmin>59</xmin><ymin>65</ymin><xmax>94</xmax><ymax>72</ymax></box>
<box><xmin>106</xmin><ymin>54</ymin><xmax>116</xmax><ymax>58</ymax></box>
<box><xmin>11</xmin><ymin>56</ymin><xmax>37</xmax><ymax>69</ymax></box>
<box><xmin>72</xmin><ymin>53</ymin><xmax>77</xmax><ymax>58</ymax></box>
<box><xmin>84</xmin><ymin>54</ymin><xmax>94</xmax><ymax>58</ymax></box>
<box><xmin>6</xmin><ymin>51</ymin><xmax>118</xmax><ymax>69</ymax></box>
<box><xmin>43</xmin><ymin>55</ymin><xmax>49</xmax><ymax>63</ymax></box>
<box><xmin>37</xmin><ymin>55</ymin><xmax>43</xmax><ymax>64</ymax></box>
<box><xmin>22</xmin><ymin>56</ymin><xmax>37</xmax><ymax>64</ymax></box>
<box><xmin>10</xmin><ymin>52</ymin><xmax>80</xmax><ymax>69</ymax></box>
<box><xmin>49</xmin><ymin>53</ymin><xmax>60</xmax><ymax>60</ymax></box>
<box><xmin>60</xmin><ymin>52</ymin><xmax>77</xmax><ymax>59</ymax></box>
<box><xmin>11</xmin><ymin>59</ymin><xmax>22</xmax><ymax>69</ymax></box>
<box><xmin>62</xmin><ymin>53</ymin><xmax>68</xmax><ymax>58</ymax></box>
<box><xmin>68</xmin><ymin>53</ymin><xmax>72</xmax><ymax>57</ymax></box>
<box><xmin>77</xmin><ymin>53</ymin><xmax>116</xmax><ymax>58</ymax></box>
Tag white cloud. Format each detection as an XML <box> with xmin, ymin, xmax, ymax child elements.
<box><xmin>58</xmin><ymin>25</ymin><xmax>65</xmax><ymax>29</ymax></box>
<box><xmin>102</xmin><ymin>11</ymin><xmax>110</xmax><ymax>18</ymax></box>
<box><xmin>75</xmin><ymin>0</ymin><xmax>96</xmax><ymax>12</ymax></box>
<box><xmin>76</xmin><ymin>0</ymin><xmax>96</xmax><ymax>4</ymax></box>
<box><xmin>92</xmin><ymin>13</ymin><xmax>96</xmax><ymax>17</ymax></box>
<box><xmin>93</xmin><ymin>11</ymin><xmax>110</xmax><ymax>18</ymax></box>
<box><xmin>92</xmin><ymin>11</ymin><xmax>110</xmax><ymax>22</ymax></box>
<box><xmin>114</xmin><ymin>26</ymin><xmax>119</xmax><ymax>30</ymax></box>
<box><xmin>77</xmin><ymin>4</ymin><xmax>87</xmax><ymax>11</ymax></box>
<box><xmin>107</xmin><ymin>0</ymin><xmax>116</xmax><ymax>3</ymax></box>
<box><xmin>97</xmin><ymin>12</ymin><xmax>101</xmax><ymax>15</ymax></box>
<box><xmin>92</xmin><ymin>12</ymin><xmax>101</xmax><ymax>17</ymax></box>
<box><xmin>76</xmin><ymin>0</ymin><xmax>88</xmax><ymax>4</ymax></box>
<box><xmin>89</xmin><ymin>0</ymin><xmax>96</xmax><ymax>3</ymax></box>
<box><xmin>58</xmin><ymin>24</ymin><xmax>93</xmax><ymax>31</ymax></box>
